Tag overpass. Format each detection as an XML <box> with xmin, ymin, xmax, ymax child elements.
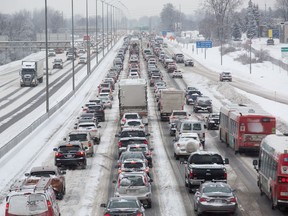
<box><xmin>0</xmin><ymin>41</ymin><xmax>71</xmax><ymax>50</ymax></box>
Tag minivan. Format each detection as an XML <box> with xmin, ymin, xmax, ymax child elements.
<box><xmin>175</xmin><ymin>119</ymin><xmax>206</xmax><ymax>144</ymax></box>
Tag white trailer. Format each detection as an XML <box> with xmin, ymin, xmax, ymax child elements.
<box><xmin>118</xmin><ymin>79</ymin><xmax>148</xmax><ymax>123</ymax></box>
<box><xmin>159</xmin><ymin>88</ymin><xmax>185</xmax><ymax>121</ymax></box>
<box><xmin>20</xmin><ymin>57</ymin><xmax>44</xmax><ymax>87</ymax></box>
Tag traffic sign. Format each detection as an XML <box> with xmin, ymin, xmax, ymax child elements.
<box><xmin>281</xmin><ymin>47</ymin><xmax>288</xmax><ymax>58</ymax></box>
<box><xmin>196</xmin><ymin>40</ymin><xmax>212</xmax><ymax>48</ymax></box>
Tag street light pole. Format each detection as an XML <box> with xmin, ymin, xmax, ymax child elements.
<box><xmin>45</xmin><ymin>0</ymin><xmax>49</xmax><ymax>113</ymax></box>
<box><xmin>250</xmin><ymin>38</ymin><xmax>252</xmax><ymax>74</ymax></box>
<box><xmin>71</xmin><ymin>0</ymin><xmax>75</xmax><ymax>91</ymax></box>
<box><xmin>86</xmin><ymin>0</ymin><xmax>90</xmax><ymax>75</ymax></box>
<box><xmin>102</xmin><ymin>0</ymin><xmax>105</xmax><ymax>57</ymax></box>
<box><xmin>106</xmin><ymin>2</ymin><xmax>109</xmax><ymax>52</ymax></box>
<box><xmin>95</xmin><ymin>0</ymin><xmax>98</xmax><ymax>64</ymax></box>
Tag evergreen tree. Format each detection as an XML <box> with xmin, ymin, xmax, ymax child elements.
<box><xmin>246</xmin><ymin>0</ymin><xmax>258</xmax><ymax>38</ymax></box>
<box><xmin>232</xmin><ymin>21</ymin><xmax>242</xmax><ymax>39</ymax></box>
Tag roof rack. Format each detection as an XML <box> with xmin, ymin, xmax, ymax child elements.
<box><xmin>9</xmin><ymin>177</ymin><xmax>51</xmax><ymax>192</ymax></box>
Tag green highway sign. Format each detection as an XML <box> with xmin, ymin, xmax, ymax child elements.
<box><xmin>281</xmin><ymin>47</ymin><xmax>288</xmax><ymax>52</ymax></box>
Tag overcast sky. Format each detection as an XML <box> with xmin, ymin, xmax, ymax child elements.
<box><xmin>0</xmin><ymin>0</ymin><xmax>276</xmax><ymax>19</ymax></box>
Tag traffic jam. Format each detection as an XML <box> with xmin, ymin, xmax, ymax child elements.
<box><xmin>4</xmin><ymin>32</ymin><xmax>288</xmax><ymax>216</ymax></box>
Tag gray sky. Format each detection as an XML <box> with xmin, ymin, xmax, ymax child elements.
<box><xmin>0</xmin><ymin>0</ymin><xmax>276</xmax><ymax>19</ymax></box>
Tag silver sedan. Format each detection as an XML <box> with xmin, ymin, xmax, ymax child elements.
<box><xmin>194</xmin><ymin>182</ymin><xmax>238</xmax><ymax>215</ymax></box>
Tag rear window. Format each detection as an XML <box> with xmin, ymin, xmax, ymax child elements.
<box><xmin>30</xmin><ymin>171</ymin><xmax>56</xmax><ymax>177</ymax></box>
<box><xmin>8</xmin><ymin>194</ymin><xmax>48</xmax><ymax>215</ymax></box>
<box><xmin>190</xmin><ymin>154</ymin><xmax>224</xmax><ymax>165</ymax></box>
<box><xmin>121</xmin><ymin>131</ymin><xmax>145</xmax><ymax>137</ymax></box>
<box><xmin>173</xmin><ymin>112</ymin><xmax>187</xmax><ymax>116</ymax></box>
<box><xmin>109</xmin><ymin>200</ymin><xmax>138</xmax><ymax>208</ymax></box>
<box><xmin>123</xmin><ymin>162</ymin><xmax>144</xmax><ymax>169</ymax></box>
<box><xmin>129</xmin><ymin>146</ymin><xmax>147</xmax><ymax>152</ymax></box>
<box><xmin>203</xmin><ymin>185</ymin><xmax>231</xmax><ymax>194</ymax></box>
<box><xmin>69</xmin><ymin>134</ymin><xmax>87</xmax><ymax>141</ymax></box>
<box><xmin>121</xmin><ymin>153</ymin><xmax>144</xmax><ymax>160</ymax></box>
<box><xmin>59</xmin><ymin>145</ymin><xmax>81</xmax><ymax>152</ymax></box>
<box><xmin>127</xmin><ymin>121</ymin><xmax>141</xmax><ymax>126</ymax></box>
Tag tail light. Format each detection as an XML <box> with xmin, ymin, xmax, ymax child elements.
<box><xmin>199</xmin><ymin>197</ymin><xmax>207</xmax><ymax>202</ymax></box>
<box><xmin>104</xmin><ymin>214</ymin><xmax>111</xmax><ymax>216</ymax></box>
<box><xmin>5</xmin><ymin>203</ymin><xmax>9</xmax><ymax>210</ymax></box>
<box><xmin>76</xmin><ymin>151</ymin><xmax>85</xmax><ymax>156</ymax></box>
<box><xmin>224</xmin><ymin>171</ymin><xmax>227</xmax><ymax>179</ymax></box>
<box><xmin>143</xmin><ymin>140</ymin><xmax>148</xmax><ymax>144</ymax></box>
<box><xmin>136</xmin><ymin>212</ymin><xmax>143</xmax><ymax>216</ymax></box>
<box><xmin>189</xmin><ymin>170</ymin><xmax>193</xmax><ymax>178</ymax></box>
<box><xmin>229</xmin><ymin>197</ymin><xmax>237</xmax><ymax>203</ymax></box>
<box><xmin>278</xmin><ymin>177</ymin><xmax>288</xmax><ymax>183</ymax></box>
<box><xmin>88</xmin><ymin>142</ymin><xmax>92</xmax><ymax>147</ymax></box>
<box><xmin>145</xmin><ymin>167</ymin><xmax>150</xmax><ymax>173</ymax></box>
<box><xmin>47</xmin><ymin>200</ymin><xmax>52</xmax><ymax>207</ymax></box>
<box><xmin>118</xmin><ymin>141</ymin><xmax>122</xmax><ymax>147</ymax></box>
<box><xmin>55</xmin><ymin>152</ymin><xmax>64</xmax><ymax>157</ymax></box>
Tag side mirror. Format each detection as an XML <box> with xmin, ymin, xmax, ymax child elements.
<box><xmin>100</xmin><ymin>203</ymin><xmax>106</xmax><ymax>208</ymax></box>
<box><xmin>253</xmin><ymin>159</ymin><xmax>258</xmax><ymax>166</ymax></box>
<box><xmin>97</xmin><ymin>125</ymin><xmax>102</xmax><ymax>128</ymax></box>
<box><xmin>74</xmin><ymin>126</ymin><xmax>77</xmax><ymax>129</ymax></box>
<box><xmin>112</xmin><ymin>180</ymin><xmax>117</xmax><ymax>184</ymax></box>
<box><xmin>224</xmin><ymin>158</ymin><xmax>229</xmax><ymax>164</ymax></box>
<box><xmin>149</xmin><ymin>179</ymin><xmax>153</xmax><ymax>183</ymax></box>
<box><xmin>53</xmin><ymin>148</ymin><xmax>58</xmax><ymax>151</ymax></box>
<box><xmin>61</xmin><ymin>170</ymin><xmax>66</xmax><ymax>175</ymax></box>
<box><xmin>149</xmin><ymin>147</ymin><xmax>154</xmax><ymax>151</ymax></box>
<box><xmin>24</xmin><ymin>173</ymin><xmax>30</xmax><ymax>177</ymax></box>
<box><xmin>146</xmin><ymin>133</ymin><xmax>150</xmax><ymax>136</ymax></box>
<box><xmin>63</xmin><ymin>138</ymin><xmax>67</xmax><ymax>141</ymax></box>
<box><xmin>115</xmin><ymin>134</ymin><xmax>119</xmax><ymax>137</ymax></box>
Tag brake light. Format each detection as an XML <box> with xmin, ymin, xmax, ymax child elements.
<box><xmin>189</xmin><ymin>170</ymin><xmax>193</xmax><ymax>178</ymax></box>
<box><xmin>76</xmin><ymin>151</ymin><xmax>85</xmax><ymax>156</ymax></box>
<box><xmin>229</xmin><ymin>197</ymin><xmax>237</xmax><ymax>203</ymax></box>
<box><xmin>136</xmin><ymin>212</ymin><xmax>143</xmax><ymax>216</ymax></box>
<box><xmin>88</xmin><ymin>141</ymin><xmax>92</xmax><ymax>147</ymax></box>
<box><xmin>278</xmin><ymin>177</ymin><xmax>288</xmax><ymax>183</ymax></box>
<box><xmin>47</xmin><ymin>200</ymin><xmax>51</xmax><ymax>207</ymax></box>
<box><xmin>199</xmin><ymin>197</ymin><xmax>207</xmax><ymax>202</ymax></box>
<box><xmin>146</xmin><ymin>167</ymin><xmax>150</xmax><ymax>173</ymax></box>
<box><xmin>144</xmin><ymin>140</ymin><xmax>148</xmax><ymax>144</ymax></box>
<box><xmin>118</xmin><ymin>141</ymin><xmax>122</xmax><ymax>147</ymax></box>
<box><xmin>104</xmin><ymin>214</ymin><xmax>111</xmax><ymax>216</ymax></box>
<box><xmin>55</xmin><ymin>152</ymin><xmax>64</xmax><ymax>157</ymax></box>
<box><xmin>5</xmin><ymin>202</ymin><xmax>9</xmax><ymax>210</ymax></box>
<box><xmin>224</xmin><ymin>171</ymin><xmax>227</xmax><ymax>179</ymax></box>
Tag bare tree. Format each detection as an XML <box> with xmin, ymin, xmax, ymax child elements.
<box><xmin>275</xmin><ymin>0</ymin><xmax>288</xmax><ymax>21</ymax></box>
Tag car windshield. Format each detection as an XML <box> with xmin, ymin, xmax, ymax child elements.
<box><xmin>59</xmin><ymin>145</ymin><xmax>81</xmax><ymax>152</ymax></box>
<box><xmin>30</xmin><ymin>171</ymin><xmax>56</xmax><ymax>177</ymax></box>
<box><xmin>119</xmin><ymin>176</ymin><xmax>145</xmax><ymax>187</ymax></box>
<box><xmin>108</xmin><ymin>200</ymin><xmax>138</xmax><ymax>209</ymax></box>
<box><xmin>69</xmin><ymin>134</ymin><xmax>87</xmax><ymax>141</ymax></box>
<box><xmin>120</xmin><ymin>131</ymin><xmax>145</xmax><ymax>137</ymax></box>
<box><xmin>203</xmin><ymin>185</ymin><xmax>232</xmax><ymax>194</ymax></box>
<box><xmin>123</xmin><ymin>162</ymin><xmax>144</xmax><ymax>169</ymax></box>
<box><xmin>8</xmin><ymin>194</ymin><xmax>48</xmax><ymax>215</ymax></box>
<box><xmin>78</xmin><ymin>124</ymin><xmax>95</xmax><ymax>128</ymax></box>
<box><xmin>190</xmin><ymin>154</ymin><xmax>224</xmax><ymax>165</ymax></box>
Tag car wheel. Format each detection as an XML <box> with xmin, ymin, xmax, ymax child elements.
<box><xmin>174</xmin><ymin>153</ymin><xmax>179</xmax><ymax>160</ymax></box>
<box><xmin>147</xmin><ymin>201</ymin><xmax>152</xmax><ymax>209</ymax></box>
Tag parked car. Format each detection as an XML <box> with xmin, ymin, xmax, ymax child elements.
<box><xmin>184</xmin><ymin>59</ymin><xmax>194</xmax><ymax>66</ymax></box>
<box><xmin>194</xmin><ymin>182</ymin><xmax>238</xmax><ymax>215</ymax></box>
<box><xmin>6</xmin><ymin>177</ymin><xmax>61</xmax><ymax>216</ymax></box>
<box><xmin>100</xmin><ymin>197</ymin><xmax>145</xmax><ymax>216</ymax></box>
<box><xmin>53</xmin><ymin>141</ymin><xmax>87</xmax><ymax>169</ymax></box>
<box><xmin>219</xmin><ymin>71</ymin><xmax>232</xmax><ymax>82</ymax></box>
<box><xmin>114</xmin><ymin>172</ymin><xmax>153</xmax><ymax>208</ymax></box>
<box><xmin>25</xmin><ymin>166</ymin><xmax>66</xmax><ymax>200</ymax></box>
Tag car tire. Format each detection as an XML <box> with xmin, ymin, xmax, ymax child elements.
<box><xmin>147</xmin><ymin>201</ymin><xmax>152</xmax><ymax>209</ymax></box>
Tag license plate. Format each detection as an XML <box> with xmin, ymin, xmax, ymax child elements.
<box><xmin>66</xmin><ymin>154</ymin><xmax>73</xmax><ymax>158</ymax></box>
<box><xmin>214</xmin><ymin>199</ymin><xmax>222</xmax><ymax>203</ymax></box>
<box><xmin>281</xmin><ymin>192</ymin><xmax>288</xmax><ymax>196</ymax></box>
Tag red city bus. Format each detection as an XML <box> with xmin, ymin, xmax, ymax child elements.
<box><xmin>253</xmin><ymin>134</ymin><xmax>288</xmax><ymax>210</ymax></box>
<box><xmin>219</xmin><ymin>104</ymin><xmax>276</xmax><ymax>153</ymax></box>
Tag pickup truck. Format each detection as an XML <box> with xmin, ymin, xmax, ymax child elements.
<box><xmin>183</xmin><ymin>151</ymin><xmax>229</xmax><ymax>193</ymax></box>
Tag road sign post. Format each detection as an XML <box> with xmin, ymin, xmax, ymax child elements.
<box><xmin>196</xmin><ymin>41</ymin><xmax>212</xmax><ymax>59</ymax></box>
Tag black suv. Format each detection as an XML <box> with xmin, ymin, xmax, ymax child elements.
<box><xmin>206</xmin><ymin>113</ymin><xmax>220</xmax><ymax>130</ymax></box>
<box><xmin>185</xmin><ymin>90</ymin><xmax>202</xmax><ymax>105</ymax></box>
<box><xmin>87</xmin><ymin>104</ymin><xmax>105</xmax><ymax>122</ymax></box>
<box><xmin>194</xmin><ymin>96</ymin><xmax>213</xmax><ymax>113</ymax></box>
<box><xmin>53</xmin><ymin>141</ymin><xmax>87</xmax><ymax>169</ymax></box>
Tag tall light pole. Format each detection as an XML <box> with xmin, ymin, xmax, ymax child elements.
<box><xmin>106</xmin><ymin>2</ymin><xmax>109</xmax><ymax>52</ymax></box>
<box><xmin>86</xmin><ymin>0</ymin><xmax>90</xmax><ymax>75</ymax></box>
<box><xmin>95</xmin><ymin>0</ymin><xmax>98</xmax><ymax>64</ymax></box>
<box><xmin>71</xmin><ymin>0</ymin><xmax>75</xmax><ymax>91</ymax></box>
<box><xmin>45</xmin><ymin>0</ymin><xmax>49</xmax><ymax>113</ymax></box>
<box><xmin>102</xmin><ymin>0</ymin><xmax>105</xmax><ymax>57</ymax></box>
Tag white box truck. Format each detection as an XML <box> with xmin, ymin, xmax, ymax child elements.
<box><xmin>158</xmin><ymin>88</ymin><xmax>185</xmax><ymax>121</ymax></box>
<box><xmin>118</xmin><ymin>79</ymin><xmax>148</xmax><ymax>123</ymax></box>
<box><xmin>20</xmin><ymin>58</ymin><xmax>44</xmax><ymax>87</ymax></box>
